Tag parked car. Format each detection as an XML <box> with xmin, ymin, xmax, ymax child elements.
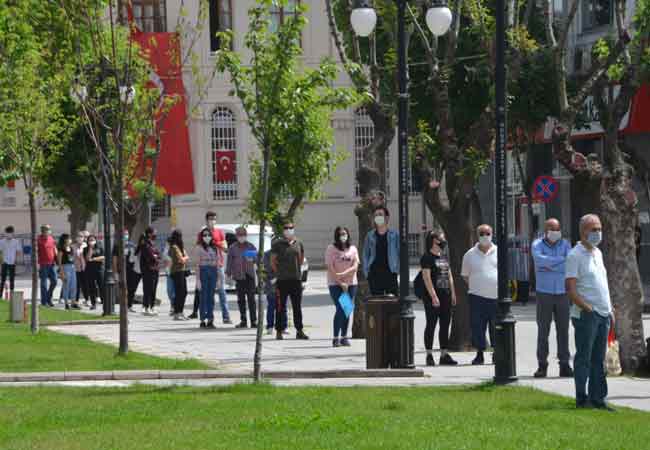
<box><xmin>219</xmin><ymin>224</ymin><xmax>309</xmax><ymax>291</ymax></box>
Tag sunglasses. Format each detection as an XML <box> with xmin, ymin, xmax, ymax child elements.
<box><xmin>478</xmin><ymin>232</ymin><xmax>491</xmax><ymax>236</ymax></box>
<box><xmin>284</xmin><ymin>226</ymin><xmax>294</xmax><ymax>230</ymax></box>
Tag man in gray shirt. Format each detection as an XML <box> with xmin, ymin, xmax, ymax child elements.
<box><xmin>565</xmin><ymin>214</ymin><xmax>615</xmax><ymax>411</ymax></box>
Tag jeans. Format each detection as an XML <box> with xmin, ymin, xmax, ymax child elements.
<box><xmin>536</xmin><ymin>292</ymin><xmax>571</xmax><ymax>366</ymax></box>
<box><xmin>266</xmin><ymin>290</ymin><xmax>287</xmax><ymax>330</ymax></box>
<box><xmin>236</xmin><ymin>275</ymin><xmax>257</xmax><ymax>325</ymax></box>
<box><xmin>328</xmin><ymin>285</ymin><xmax>357</xmax><ymax>338</ymax></box>
<box><xmin>142</xmin><ymin>270</ymin><xmax>159</xmax><ymax>309</ymax></box>
<box><xmin>469</xmin><ymin>294</ymin><xmax>497</xmax><ymax>351</ymax></box>
<box><xmin>572</xmin><ymin>311</ymin><xmax>610</xmax><ymax>406</ymax></box>
<box><xmin>166</xmin><ymin>275</ymin><xmax>175</xmax><ymax>309</ymax></box>
<box><xmin>171</xmin><ymin>271</ymin><xmax>187</xmax><ymax>314</ymax></box>
<box><xmin>423</xmin><ymin>290</ymin><xmax>452</xmax><ymax>351</ymax></box>
<box><xmin>277</xmin><ymin>279</ymin><xmax>304</xmax><ymax>331</ymax></box>
<box><xmin>60</xmin><ymin>264</ymin><xmax>77</xmax><ymax>302</ymax></box>
<box><xmin>39</xmin><ymin>265</ymin><xmax>57</xmax><ymax>305</ymax></box>
<box><xmin>216</xmin><ymin>266</ymin><xmax>230</xmax><ymax>321</ymax></box>
<box><xmin>1</xmin><ymin>263</ymin><xmax>16</xmax><ymax>297</ymax></box>
<box><xmin>199</xmin><ymin>266</ymin><xmax>218</xmax><ymax>322</ymax></box>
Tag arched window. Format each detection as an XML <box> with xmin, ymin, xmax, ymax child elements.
<box><xmin>212</xmin><ymin>107</ymin><xmax>238</xmax><ymax>200</ymax></box>
<box><xmin>354</xmin><ymin>108</ymin><xmax>390</xmax><ymax>196</ymax></box>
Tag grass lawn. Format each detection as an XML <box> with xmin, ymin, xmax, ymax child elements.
<box><xmin>0</xmin><ymin>383</ymin><xmax>647</xmax><ymax>450</ymax></box>
<box><xmin>0</xmin><ymin>301</ymin><xmax>209</xmax><ymax>372</ymax></box>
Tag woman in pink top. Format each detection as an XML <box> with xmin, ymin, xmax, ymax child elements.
<box><xmin>325</xmin><ymin>226</ymin><xmax>359</xmax><ymax>347</ymax></box>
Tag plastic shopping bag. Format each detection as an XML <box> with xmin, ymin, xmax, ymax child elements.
<box><xmin>338</xmin><ymin>291</ymin><xmax>354</xmax><ymax>318</ymax></box>
<box><xmin>606</xmin><ymin>327</ymin><xmax>622</xmax><ymax>376</ymax></box>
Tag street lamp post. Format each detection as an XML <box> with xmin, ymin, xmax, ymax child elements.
<box><xmin>494</xmin><ymin>0</ymin><xmax>517</xmax><ymax>383</ymax></box>
<box><xmin>351</xmin><ymin>0</ymin><xmax>452</xmax><ymax>369</ymax></box>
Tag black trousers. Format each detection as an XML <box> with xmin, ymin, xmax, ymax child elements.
<box><xmin>423</xmin><ymin>290</ymin><xmax>452</xmax><ymax>351</ymax></box>
<box><xmin>85</xmin><ymin>266</ymin><xmax>103</xmax><ymax>306</ymax></box>
<box><xmin>1</xmin><ymin>263</ymin><xmax>16</xmax><ymax>297</ymax></box>
<box><xmin>141</xmin><ymin>270</ymin><xmax>159</xmax><ymax>309</ymax></box>
<box><xmin>193</xmin><ymin>288</ymin><xmax>200</xmax><ymax>315</ymax></box>
<box><xmin>127</xmin><ymin>267</ymin><xmax>141</xmax><ymax>308</ymax></box>
<box><xmin>236</xmin><ymin>275</ymin><xmax>257</xmax><ymax>324</ymax></box>
<box><xmin>368</xmin><ymin>270</ymin><xmax>398</xmax><ymax>296</ymax></box>
<box><xmin>277</xmin><ymin>279</ymin><xmax>303</xmax><ymax>331</ymax></box>
<box><xmin>171</xmin><ymin>272</ymin><xmax>187</xmax><ymax>314</ymax></box>
<box><xmin>76</xmin><ymin>270</ymin><xmax>88</xmax><ymax>302</ymax></box>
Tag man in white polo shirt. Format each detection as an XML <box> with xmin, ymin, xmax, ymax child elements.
<box><xmin>461</xmin><ymin>224</ymin><xmax>498</xmax><ymax>365</ymax></box>
<box><xmin>565</xmin><ymin>214</ymin><xmax>615</xmax><ymax>411</ymax></box>
<box><xmin>1</xmin><ymin>225</ymin><xmax>22</xmax><ymax>299</ymax></box>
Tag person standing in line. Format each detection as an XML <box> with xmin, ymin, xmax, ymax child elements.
<box><xmin>226</xmin><ymin>227</ymin><xmax>257</xmax><ymax>328</ymax></box>
<box><xmin>163</xmin><ymin>238</ymin><xmax>176</xmax><ymax>316</ymax></box>
<box><xmin>421</xmin><ymin>231</ymin><xmax>458</xmax><ymax>366</ymax></box>
<box><xmin>263</xmin><ymin>248</ymin><xmax>287</xmax><ymax>335</ymax></box>
<box><xmin>37</xmin><ymin>224</ymin><xmax>58</xmax><ymax>307</ymax></box>
<box><xmin>168</xmin><ymin>229</ymin><xmax>189</xmax><ymax>321</ymax></box>
<box><xmin>137</xmin><ymin>227</ymin><xmax>160</xmax><ymax>316</ymax></box>
<box><xmin>201</xmin><ymin>211</ymin><xmax>232</xmax><ymax>324</ymax></box>
<box><xmin>362</xmin><ymin>207</ymin><xmax>400</xmax><ymax>296</ymax></box>
<box><xmin>83</xmin><ymin>235</ymin><xmax>104</xmax><ymax>310</ymax></box>
<box><xmin>1</xmin><ymin>226</ymin><xmax>21</xmax><ymax>300</ymax></box>
<box><xmin>57</xmin><ymin>234</ymin><xmax>77</xmax><ymax>310</ymax></box>
<box><xmin>325</xmin><ymin>226</ymin><xmax>359</xmax><ymax>347</ymax></box>
<box><xmin>461</xmin><ymin>224</ymin><xmax>498</xmax><ymax>365</ymax></box>
<box><xmin>111</xmin><ymin>230</ymin><xmax>141</xmax><ymax>313</ymax></box>
<box><xmin>566</xmin><ymin>214</ymin><xmax>615</xmax><ymax>411</ymax></box>
<box><xmin>73</xmin><ymin>232</ymin><xmax>88</xmax><ymax>308</ymax></box>
<box><xmin>195</xmin><ymin>226</ymin><xmax>220</xmax><ymax>329</ymax></box>
<box><xmin>271</xmin><ymin>222</ymin><xmax>309</xmax><ymax>340</ymax></box>
<box><xmin>531</xmin><ymin>218</ymin><xmax>574</xmax><ymax>378</ymax></box>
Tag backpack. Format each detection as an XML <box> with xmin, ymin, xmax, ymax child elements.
<box><xmin>413</xmin><ymin>271</ymin><xmax>425</xmax><ymax>299</ymax></box>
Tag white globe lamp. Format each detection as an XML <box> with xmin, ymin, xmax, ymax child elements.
<box><xmin>350</xmin><ymin>1</ymin><xmax>377</xmax><ymax>37</ymax></box>
<box><xmin>426</xmin><ymin>5</ymin><xmax>453</xmax><ymax>37</ymax></box>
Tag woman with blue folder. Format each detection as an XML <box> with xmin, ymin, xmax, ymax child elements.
<box><xmin>325</xmin><ymin>226</ymin><xmax>360</xmax><ymax>347</ymax></box>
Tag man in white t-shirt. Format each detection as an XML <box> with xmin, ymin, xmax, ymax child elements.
<box><xmin>461</xmin><ymin>224</ymin><xmax>498</xmax><ymax>365</ymax></box>
<box><xmin>1</xmin><ymin>225</ymin><xmax>22</xmax><ymax>298</ymax></box>
<box><xmin>565</xmin><ymin>214</ymin><xmax>614</xmax><ymax>411</ymax></box>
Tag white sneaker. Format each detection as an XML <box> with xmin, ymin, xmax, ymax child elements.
<box><xmin>151</xmin><ymin>307</ymin><xmax>159</xmax><ymax>316</ymax></box>
<box><xmin>169</xmin><ymin>309</ymin><xmax>175</xmax><ymax>316</ymax></box>
<box><xmin>282</xmin><ymin>329</ymin><xmax>290</xmax><ymax>335</ymax></box>
<box><xmin>128</xmin><ymin>307</ymin><xmax>136</xmax><ymax>313</ymax></box>
<box><xmin>142</xmin><ymin>307</ymin><xmax>150</xmax><ymax>316</ymax></box>
<box><xmin>265</xmin><ymin>328</ymin><xmax>273</xmax><ymax>335</ymax></box>
<box><xmin>173</xmin><ymin>314</ymin><xmax>183</xmax><ymax>321</ymax></box>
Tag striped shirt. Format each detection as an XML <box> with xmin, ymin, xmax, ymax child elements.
<box><xmin>194</xmin><ymin>245</ymin><xmax>219</xmax><ymax>267</ymax></box>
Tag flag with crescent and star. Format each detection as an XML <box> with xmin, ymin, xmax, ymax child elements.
<box><xmin>215</xmin><ymin>150</ymin><xmax>236</xmax><ymax>182</ymax></box>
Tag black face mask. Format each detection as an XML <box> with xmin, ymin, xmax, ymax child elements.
<box><xmin>438</xmin><ymin>241</ymin><xmax>447</xmax><ymax>250</ymax></box>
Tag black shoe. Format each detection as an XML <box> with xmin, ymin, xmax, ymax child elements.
<box><xmin>89</xmin><ymin>305</ymin><xmax>96</xmax><ymax>310</ymax></box>
<box><xmin>296</xmin><ymin>330</ymin><xmax>309</xmax><ymax>340</ymax></box>
<box><xmin>593</xmin><ymin>402</ymin><xmax>616</xmax><ymax>412</ymax></box>
<box><xmin>276</xmin><ymin>331</ymin><xmax>283</xmax><ymax>340</ymax></box>
<box><xmin>188</xmin><ymin>312</ymin><xmax>198</xmax><ymax>319</ymax></box>
<box><xmin>534</xmin><ymin>366</ymin><xmax>548</xmax><ymax>378</ymax></box>
<box><xmin>340</xmin><ymin>338</ymin><xmax>351</xmax><ymax>347</ymax></box>
<box><xmin>426</xmin><ymin>354</ymin><xmax>435</xmax><ymax>367</ymax></box>
<box><xmin>250</xmin><ymin>322</ymin><xmax>257</xmax><ymax>329</ymax></box>
<box><xmin>576</xmin><ymin>400</ymin><xmax>593</xmax><ymax>409</ymax></box>
<box><xmin>223</xmin><ymin>318</ymin><xmax>232</xmax><ymax>324</ymax></box>
<box><xmin>439</xmin><ymin>353</ymin><xmax>458</xmax><ymax>366</ymax></box>
<box><xmin>206</xmin><ymin>321</ymin><xmax>216</xmax><ymax>329</ymax></box>
<box><xmin>471</xmin><ymin>352</ymin><xmax>484</xmax><ymax>365</ymax></box>
<box><xmin>65</xmin><ymin>304</ymin><xmax>70</xmax><ymax>310</ymax></box>
<box><xmin>235</xmin><ymin>322</ymin><xmax>248</xmax><ymax>329</ymax></box>
<box><xmin>559</xmin><ymin>364</ymin><xmax>574</xmax><ymax>378</ymax></box>
<box><xmin>48</xmin><ymin>302</ymin><xmax>55</xmax><ymax>307</ymax></box>
<box><xmin>200</xmin><ymin>321</ymin><xmax>206</xmax><ymax>328</ymax></box>
<box><xmin>333</xmin><ymin>339</ymin><xmax>340</xmax><ymax>347</ymax></box>
<box><xmin>71</xmin><ymin>303</ymin><xmax>81</xmax><ymax>310</ymax></box>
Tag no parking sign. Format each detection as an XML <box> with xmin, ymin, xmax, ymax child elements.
<box><xmin>531</xmin><ymin>175</ymin><xmax>559</xmax><ymax>203</ymax></box>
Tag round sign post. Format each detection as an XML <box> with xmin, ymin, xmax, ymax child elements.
<box><xmin>531</xmin><ymin>175</ymin><xmax>559</xmax><ymax>203</ymax></box>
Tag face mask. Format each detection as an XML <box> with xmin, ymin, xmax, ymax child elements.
<box><xmin>88</xmin><ymin>240</ymin><xmax>96</xmax><ymax>246</ymax></box>
<box><xmin>587</xmin><ymin>231</ymin><xmax>602</xmax><ymax>247</ymax></box>
<box><xmin>438</xmin><ymin>240</ymin><xmax>447</xmax><ymax>250</ymax></box>
<box><xmin>340</xmin><ymin>234</ymin><xmax>348</xmax><ymax>243</ymax></box>
<box><xmin>123</xmin><ymin>235</ymin><xmax>129</xmax><ymax>242</ymax></box>
<box><xmin>76</xmin><ymin>237</ymin><xmax>83</xmax><ymax>244</ymax></box>
<box><xmin>208</xmin><ymin>220</ymin><xmax>217</xmax><ymax>229</ymax></box>
<box><xmin>546</xmin><ymin>230</ymin><xmax>562</xmax><ymax>243</ymax></box>
<box><xmin>66</xmin><ymin>240</ymin><xmax>72</xmax><ymax>246</ymax></box>
<box><xmin>6</xmin><ymin>233</ymin><xmax>12</xmax><ymax>239</ymax></box>
<box><xmin>202</xmin><ymin>236</ymin><xmax>212</xmax><ymax>244</ymax></box>
<box><xmin>237</xmin><ymin>236</ymin><xmax>246</xmax><ymax>244</ymax></box>
<box><xmin>479</xmin><ymin>235</ymin><xmax>492</xmax><ymax>246</ymax></box>
<box><xmin>284</xmin><ymin>229</ymin><xmax>295</xmax><ymax>239</ymax></box>
<box><xmin>374</xmin><ymin>216</ymin><xmax>386</xmax><ymax>227</ymax></box>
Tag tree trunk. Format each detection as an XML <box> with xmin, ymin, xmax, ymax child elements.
<box><xmin>68</xmin><ymin>202</ymin><xmax>90</xmax><ymax>236</ymax></box>
<box><xmin>352</xmin><ymin>197</ymin><xmax>376</xmax><ymax>339</ymax></box>
<box><xmin>117</xmin><ymin>145</ymin><xmax>128</xmax><ymax>355</ymax></box>
<box><xmin>28</xmin><ymin>188</ymin><xmax>39</xmax><ymax>334</ymax></box>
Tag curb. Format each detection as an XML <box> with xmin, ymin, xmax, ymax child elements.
<box><xmin>0</xmin><ymin>368</ymin><xmax>425</xmax><ymax>383</ymax></box>
<box><xmin>43</xmin><ymin>320</ymin><xmax>119</xmax><ymax>326</ymax></box>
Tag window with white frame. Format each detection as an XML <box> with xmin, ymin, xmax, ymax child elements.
<box><xmin>354</xmin><ymin>108</ymin><xmax>390</xmax><ymax>197</ymax></box>
<box><xmin>211</xmin><ymin>107</ymin><xmax>238</xmax><ymax>200</ymax></box>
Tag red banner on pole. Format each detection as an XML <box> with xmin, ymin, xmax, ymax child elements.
<box><xmin>215</xmin><ymin>150</ymin><xmax>236</xmax><ymax>183</ymax></box>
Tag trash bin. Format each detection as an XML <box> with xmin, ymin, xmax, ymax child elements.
<box><xmin>10</xmin><ymin>291</ymin><xmax>25</xmax><ymax>322</ymax></box>
<box><xmin>365</xmin><ymin>295</ymin><xmax>401</xmax><ymax>369</ymax></box>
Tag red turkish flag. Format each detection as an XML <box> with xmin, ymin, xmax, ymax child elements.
<box><xmin>7</xmin><ymin>180</ymin><xmax>15</xmax><ymax>189</ymax></box>
<box><xmin>216</xmin><ymin>150</ymin><xmax>236</xmax><ymax>183</ymax></box>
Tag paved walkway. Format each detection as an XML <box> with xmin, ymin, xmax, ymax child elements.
<box><xmin>8</xmin><ymin>271</ymin><xmax>650</xmax><ymax>411</ymax></box>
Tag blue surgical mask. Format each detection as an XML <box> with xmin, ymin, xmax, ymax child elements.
<box><xmin>587</xmin><ymin>231</ymin><xmax>602</xmax><ymax>247</ymax></box>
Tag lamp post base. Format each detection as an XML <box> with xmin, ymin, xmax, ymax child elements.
<box><xmin>397</xmin><ymin>295</ymin><xmax>417</xmax><ymax>369</ymax></box>
<box><xmin>103</xmin><ymin>271</ymin><xmax>117</xmax><ymax>316</ymax></box>
<box><xmin>494</xmin><ymin>297</ymin><xmax>517</xmax><ymax>384</ymax></box>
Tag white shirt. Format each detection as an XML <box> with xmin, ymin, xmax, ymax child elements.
<box><xmin>565</xmin><ymin>242</ymin><xmax>612</xmax><ymax>319</ymax></box>
<box><xmin>0</xmin><ymin>238</ymin><xmax>21</xmax><ymax>265</ymax></box>
<box><xmin>461</xmin><ymin>244</ymin><xmax>498</xmax><ymax>299</ymax></box>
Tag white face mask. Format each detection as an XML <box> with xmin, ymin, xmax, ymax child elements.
<box><xmin>237</xmin><ymin>236</ymin><xmax>246</xmax><ymax>244</ymax></box>
<box><xmin>478</xmin><ymin>235</ymin><xmax>492</xmax><ymax>246</ymax></box>
<box><xmin>284</xmin><ymin>229</ymin><xmax>295</xmax><ymax>239</ymax></box>
<box><xmin>546</xmin><ymin>230</ymin><xmax>562</xmax><ymax>243</ymax></box>
<box><xmin>208</xmin><ymin>219</ymin><xmax>217</xmax><ymax>229</ymax></box>
<box><xmin>76</xmin><ymin>237</ymin><xmax>83</xmax><ymax>244</ymax></box>
<box><xmin>202</xmin><ymin>235</ymin><xmax>212</xmax><ymax>245</ymax></box>
<box><xmin>6</xmin><ymin>233</ymin><xmax>12</xmax><ymax>239</ymax></box>
<box><xmin>339</xmin><ymin>234</ymin><xmax>348</xmax><ymax>243</ymax></box>
<box><xmin>374</xmin><ymin>216</ymin><xmax>386</xmax><ymax>227</ymax></box>
<box><xmin>88</xmin><ymin>240</ymin><xmax>96</xmax><ymax>246</ymax></box>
